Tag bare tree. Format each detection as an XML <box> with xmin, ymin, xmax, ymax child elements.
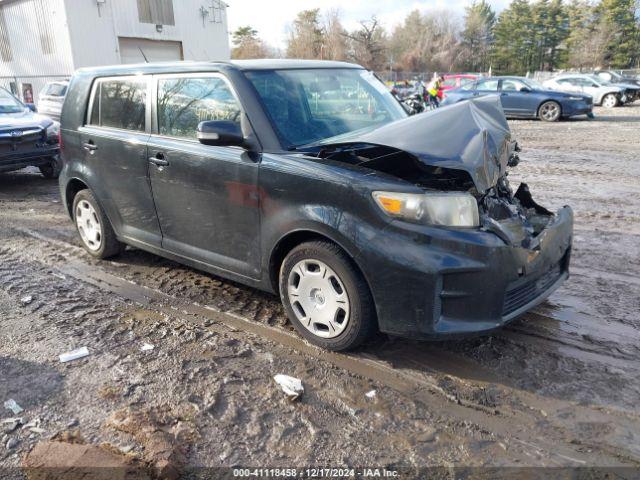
<box><xmin>388</xmin><ymin>10</ymin><xmax>463</xmax><ymax>73</ymax></box>
<box><xmin>345</xmin><ymin>17</ymin><xmax>388</xmax><ymax>70</ymax></box>
<box><xmin>322</xmin><ymin>9</ymin><xmax>349</xmax><ymax>61</ymax></box>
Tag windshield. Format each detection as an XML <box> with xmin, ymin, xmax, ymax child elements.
<box><xmin>0</xmin><ymin>88</ymin><xmax>26</xmax><ymax>114</ymax></box>
<box><xmin>244</xmin><ymin>68</ymin><xmax>407</xmax><ymax>148</ymax></box>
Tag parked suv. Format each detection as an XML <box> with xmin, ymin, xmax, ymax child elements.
<box><xmin>0</xmin><ymin>87</ymin><xmax>61</xmax><ymax>178</ymax></box>
<box><xmin>59</xmin><ymin>60</ymin><xmax>573</xmax><ymax>351</ymax></box>
<box><xmin>38</xmin><ymin>80</ymin><xmax>69</xmax><ymax>121</ymax></box>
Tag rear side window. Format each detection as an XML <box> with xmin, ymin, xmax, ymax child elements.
<box><xmin>157</xmin><ymin>76</ymin><xmax>241</xmax><ymax>139</ymax></box>
<box><xmin>476</xmin><ymin>79</ymin><xmax>499</xmax><ymax>91</ymax></box>
<box><xmin>44</xmin><ymin>83</ymin><xmax>67</xmax><ymax>97</ymax></box>
<box><xmin>88</xmin><ymin>78</ymin><xmax>147</xmax><ymax>131</ymax></box>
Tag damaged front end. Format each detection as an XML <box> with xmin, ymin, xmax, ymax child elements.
<box><xmin>302</xmin><ymin>96</ymin><xmax>559</xmax><ymax>249</ymax></box>
<box><xmin>295</xmin><ymin>96</ymin><xmax>573</xmax><ymax>337</ymax></box>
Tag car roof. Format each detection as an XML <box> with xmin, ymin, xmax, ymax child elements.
<box><xmin>75</xmin><ymin>59</ymin><xmax>364</xmax><ymax>77</ymax></box>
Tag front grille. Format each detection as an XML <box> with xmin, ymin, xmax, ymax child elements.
<box><xmin>0</xmin><ymin>128</ymin><xmax>44</xmax><ymax>145</ymax></box>
<box><xmin>502</xmin><ymin>263</ymin><xmax>563</xmax><ymax>316</ymax></box>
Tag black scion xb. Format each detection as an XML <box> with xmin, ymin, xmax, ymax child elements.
<box><xmin>59</xmin><ymin>60</ymin><xmax>573</xmax><ymax>351</ymax></box>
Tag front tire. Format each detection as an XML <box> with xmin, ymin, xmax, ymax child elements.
<box><xmin>39</xmin><ymin>156</ymin><xmax>61</xmax><ymax>179</ymax></box>
<box><xmin>72</xmin><ymin>189</ymin><xmax>124</xmax><ymax>259</ymax></box>
<box><xmin>538</xmin><ymin>101</ymin><xmax>561</xmax><ymax>122</ymax></box>
<box><xmin>602</xmin><ymin>93</ymin><xmax>618</xmax><ymax>108</ymax></box>
<box><xmin>279</xmin><ymin>241</ymin><xmax>376</xmax><ymax>351</ymax></box>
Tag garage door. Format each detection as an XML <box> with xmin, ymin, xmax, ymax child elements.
<box><xmin>118</xmin><ymin>37</ymin><xmax>183</xmax><ymax>64</ymax></box>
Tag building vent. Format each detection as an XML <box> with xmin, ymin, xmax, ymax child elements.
<box><xmin>137</xmin><ymin>0</ymin><xmax>175</xmax><ymax>26</ymax></box>
<box><xmin>0</xmin><ymin>6</ymin><xmax>12</xmax><ymax>62</ymax></box>
<box><xmin>34</xmin><ymin>0</ymin><xmax>55</xmax><ymax>54</ymax></box>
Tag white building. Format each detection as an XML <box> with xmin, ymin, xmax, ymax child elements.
<box><xmin>0</xmin><ymin>0</ymin><xmax>230</xmax><ymax>104</ymax></box>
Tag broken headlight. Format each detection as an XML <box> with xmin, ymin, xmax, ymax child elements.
<box><xmin>46</xmin><ymin>122</ymin><xmax>60</xmax><ymax>138</ymax></box>
<box><xmin>372</xmin><ymin>191</ymin><xmax>479</xmax><ymax>227</ymax></box>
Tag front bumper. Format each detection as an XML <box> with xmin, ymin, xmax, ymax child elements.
<box><xmin>357</xmin><ymin>207</ymin><xmax>573</xmax><ymax>339</ymax></box>
<box><xmin>562</xmin><ymin>100</ymin><xmax>593</xmax><ymax>117</ymax></box>
<box><xmin>0</xmin><ymin>146</ymin><xmax>59</xmax><ymax>173</ymax></box>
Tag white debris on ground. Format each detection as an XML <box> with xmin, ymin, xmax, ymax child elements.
<box><xmin>19</xmin><ymin>295</ymin><xmax>33</xmax><ymax>306</ymax></box>
<box><xmin>273</xmin><ymin>374</ymin><xmax>304</xmax><ymax>401</ymax></box>
<box><xmin>59</xmin><ymin>346</ymin><xmax>90</xmax><ymax>363</ymax></box>
<box><xmin>3</xmin><ymin>399</ymin><xmax>23</xmax><ymax>415</ymax></box>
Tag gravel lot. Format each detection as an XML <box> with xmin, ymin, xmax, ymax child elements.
<box><xmin>1</xmin><ymin>104</ymin><xmax>639</xmax><ymax>477</ymax></box>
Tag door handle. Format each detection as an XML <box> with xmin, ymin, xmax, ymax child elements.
<box><xmin>83</xmin><ymin>141</ymin><xmax>97</xmax><ymax>153</ymax></box>
<box><xmin>501</xmin><ymin>92</ymin><xmax>508</xmax><ymax>96</ymax></box>
<box><xmin>148</xmin><ymin>153</ymin><xmax>169</xmax><ymax>167</ymax></box>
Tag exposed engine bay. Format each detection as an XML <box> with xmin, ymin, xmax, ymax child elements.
<box><xmin>304</xmin><ymin>141</ymin><xmax>555</xmax><ymax>249</ymax></box>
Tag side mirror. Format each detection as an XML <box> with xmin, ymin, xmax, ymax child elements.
<box><xmin>26</xmin><ymin>103</ymin><xmax>37</xmax><ymax>112</ymax></box>
<box><xmin>197</xmin><ymin>120</ymin><xmax>244</xmax><ymax>147</ymax></box>
<box><xmin>520</xmin><ymin>86</ymin><xmax>531</xmax><ymax>93</ymax></box>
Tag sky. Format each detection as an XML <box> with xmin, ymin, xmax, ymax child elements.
<box><xmin>226</xmin><ymin>0</ymin><xmax>511</xmax><ymax>50</ymax></box>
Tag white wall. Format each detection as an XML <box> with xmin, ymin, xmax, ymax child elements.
<box><xmin>65</xmin><ymin>0</ymin><xmax>230</xmax><ymax>68</ymax></box>
<box><xmin>63</xmin><ymin>0</ymin><xmax>121</xmax><ymax>69</ymax></box>
<box><xmin>0</xmin><ymin>0</ymin><xmax>74</xmax><ymax>76</ymax></box>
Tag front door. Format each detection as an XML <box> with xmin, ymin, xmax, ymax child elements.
<box><xmin>147</xmin><ymin>74</ymin><xmax>261</xmax><ymax>279</ymax></box>
<box><xmin>79</xmin><ymin>76</ymin><xmax>161</xmax><ymax>247</ymax></box>
<box><xmin>499</xmin><ymin>78</ymin><xmax>536</xmax><ymax>117</ymax></box>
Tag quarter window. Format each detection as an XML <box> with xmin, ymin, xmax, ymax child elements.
<box><xmin>157</xmin><ymin>76</ymin><xmax>241</xmax><ymax>139</ymax></box>
<box><xmin>89</xmin><ymin>79</ymin><xmax>147</xmax><ymax>131</ymax></box>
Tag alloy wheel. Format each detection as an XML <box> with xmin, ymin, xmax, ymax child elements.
<box><xmin>540</xmin><ymin>102</ymin><xmax>560</xmax><ymax>121</ymax></box>
<box><xmin>286</xmin><ymin>259</ymin><xmax>350</xmax><ymax>339</ymax></box>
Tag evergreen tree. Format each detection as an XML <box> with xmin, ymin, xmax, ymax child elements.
<box><xmin>598</xmin><ymin>0</ymin><xmax>640</xmax><ymax>68</ymax></box>
<box><xmin>461</xmin><ymin>0</ymin><xmax>496</xmax><ymax>72</ymax></box>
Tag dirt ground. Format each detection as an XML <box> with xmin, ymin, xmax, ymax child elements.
<box><xmin>1</xmin><ymin>104</ymin><xmax>639</xmax><ymax>478</ymax></box>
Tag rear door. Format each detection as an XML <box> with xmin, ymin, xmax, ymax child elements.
<box><xmin>79</xmin><ymin>76</ymin><xmax>162</xmax><ymax>247</ymax></box>
<box><xmin>146</xmin><ymin>73</ymin><xmax>261</xmax><ymax>278</ymax></box>
<box><xmin>474</xmin><ymin>78</ymin><xmax>499</xmax><ymax>99</ymax></box>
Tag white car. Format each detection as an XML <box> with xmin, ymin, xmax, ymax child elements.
<box><xmin>543</xmin><ymin>74</ymin><xmax>624</xmax><ymax>108</ymax></box>
<box><xmin>37</xmin><ymin>80</ymin><xmax>69</xmax><ymax>121</ymax></box>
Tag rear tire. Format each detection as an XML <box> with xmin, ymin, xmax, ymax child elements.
<box><xmin>279</xmin><ymin>240</ymin><xmax>376</xmax><ymax>351</ymax></box>
<box><xmin>538</xmin><ymin>101</ymin><xmax>561</xmax><ymax>122</ymax></box>
<box><xmin>602</xmin><ymin>93</ymin><xmax>618</xmax><ymax>108</ymax></box>
<box><xmin>72</xmin><ymin>189</ymin><xmax>124</xmax><ymax>259</ymax></box>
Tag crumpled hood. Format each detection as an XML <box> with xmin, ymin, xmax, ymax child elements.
<box><xmin>317</xmin><ymin>95</ymin><xmax>513</xmax><ymax>193</ymax></box>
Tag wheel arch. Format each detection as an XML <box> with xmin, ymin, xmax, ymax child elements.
<box><xmin>538</xmin><ymin>98</ymin><xmax>562</xmax><ymax>118</ymax></box>
<box><xmin>64</xmin><ymin>177</ymin><xmax>89</xmax><ymax>218</ymax></box>
<box><xmin>268</xmin><ymin>229</ymin><xmax>373</xmax><ymax>301</ymax></box>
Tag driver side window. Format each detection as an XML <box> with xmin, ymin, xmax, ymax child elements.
<box><xmin>157</xmin><ymin>76</ymin><xmax>241</xmax><ymax>139</ymax></box>
<box><xmin>501</xmin><ymin>79</ymin><xmax>525</xmax><ymax>91</ymax></box>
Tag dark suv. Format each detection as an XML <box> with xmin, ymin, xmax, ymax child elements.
<box><xmin>0</xmin><ymin>87</ymin><xmax>61</xmax><ymax>178</ymax></box>
<box><xmin>59</xmin><ymin>60</ymin><xmax>573</xmax><ymax>351</ymax></box>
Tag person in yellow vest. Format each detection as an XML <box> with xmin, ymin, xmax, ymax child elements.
<box><xmin>426</xmin><ymin>75</ymin><xmax>445</xmax><ymax>108</ymax></box>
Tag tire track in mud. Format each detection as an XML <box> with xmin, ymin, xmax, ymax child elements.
<box><xmin>1</xmin><ymin>227</ymin><xmax>640</xmax><ymax>465</ymax></box>
<box><xmin>10</xmin><ymin>224</ymin><xmax>640</xmax><ymax>387</ymax></box>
